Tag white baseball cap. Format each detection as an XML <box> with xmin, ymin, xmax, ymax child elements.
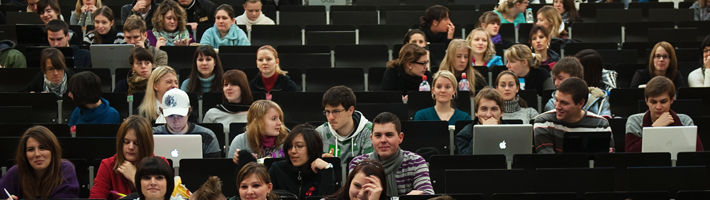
<box><xmin>161</xmin><ymin>88</ymin><xmax>190</xmax><ymax>117</ymax></box>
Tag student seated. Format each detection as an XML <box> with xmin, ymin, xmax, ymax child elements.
<box><xmin>625</xmin><ymin>76</ymin><xmax>704</xmax><ymax>152</ymax></box>
<box><xmin>70</xmin><ymin>0</ymin><xmax>101</xmax><ymax>26</ymax></box>
<box><xmin>235</xmin><ymin>0</ymin><xmax>275</xmax><ymax>28</ymax></box>
<box><xmin>630</xmin><ymin>41</ymin><xmax>687</xmax><ymax>88</ymax></box>
<box><xmin>234</xmin><ymin>162</ymin><xmax>277</xmax><ymax>200</ymax></box>
<box><xmin>402</xmin><ymin>29</ymin><xmax>432</xmax><ymax>70</ymax></box>
<box><xmin>324</xmin><ymin>160</ymin><xmax>387</xmax><ymax>200</ymax></box>
<box><xmin>466</xmin><ymin>28</ymin><xmax>503</xmax><ymax>67</ymax></box>
<box><xmin>553</xmin><ymin>0</ymin><xmax>582</xmax><ymax>28</ymax></box>
<box><xmin>575</xmin><ymin>49</ymin><xmax>617</xmax><ymax>91</ymax></box>
<box><xmin>316</xmin><ymin>86</ymin><xmax>373</xmax><ymax>165</ymax></box>
<box><xmin>534</xmin><ymin>77</ymin><xmax>612</xmax><ymax>154</ymax></box>
<box><xmin>137</xmin><ymin>66</ymin><xmax>178</xmax><ymax>123</ymax></box>
<box><xmin>456</xmin><ymin>88</ymin><xmax>507</xmax><ymax>155</ymax></box>
<box><xmin>84</xmin><ymin>6</ymin><xmax>125</xmax><ymax>44</ymax></box>
<box><xmin>0</xmin><ymin>40</ymin><xmax>27</xmax><ymax>69</ymax></box>
<box><xmin>268</xmin><ymin>124</ymin><xmax>336</xmax><ymax>199</ymax></box>
<box><xmin>152</xmin><ymin>88</ymin><xmax>222</xmax><ymax>158</ymax></box>
<box><xmin>177</xmin><ymin>0</ymin><xmax>215</xmax><ymax>28</ymax></box>
<box><xmin>203</xmin><ymin>69</ymin><xmax>254</xmax><ymax>133</ymax></box>
<box><xmin>128</xmin><ymin>156</ymin><xmax>187</xmax><ymax>200</ymax></box>
<box><xmin>381</xmin><ymin>43</ymin><xmax>433</xmax><ymax>98</ymax></box>
<box><xmin>147</xmin><ymin>0</ymin><xmax>194</xmax><ymax>48</ymax></box>
<box><xmin>120</xmin><ymin>0</ymin><xmax>158</xmax><ymax>26</ymax></box>
<box><xmin>536</xmin><ymin>6</ymin><xmax>568</xmax><ymax>39</ymax></box>
<box><xmin>438</xmin><ymin>39</ymin><xmax>488</xmax><ymax>92</ymax></box>
<box><xmin>67</xmin><ymin>71</ymin><xmax>121</xmax><ymax>129</ymax></box>
<box><xmin>419</xmin><ymin>5</ymin><xmax>454</xmax><ymax>44</ymax></box>
<box><xmin>122</xmin><ymin>15</ymin><xmax>168</xmax><ymax>66</ymax></box>
<box><xmin>414</xmin><ymin>70</ymin><xmax>472</xmax><ymax>125</ymax></box>
<box><xmin>200</xmin><ymin>4</ymin><xmax>249</xmax><ymax>49</ymax></box>
<box><xmin>349</xmin><ymin>112</ymin><xmax>435</xmax><ymax>197</ymax></box>
<box><xmin>505</xmin><ymin>44</ymin><xmax>555</xmax><ymax>96</ymax></box>
<box><xmin>688</xmin><ymin>35</ymin><xmax>710</xmax><ymax>87</ymax></box>
<box><xmin>115</xmin><ymin>47</ymin><xmax>154</xmax><ymax>94</ymax></box>
<box><xmin>180</xmin><ymin>45</ymin><xmax>225</xmax><ymax>95</ymax></box>
<box><xmin>496</xmin><ymin>71</ymin><xmax>539</xmax><ymax>124</ymax></box>
<box><xmin>0</xmin><ymin>126</ymin><xmax>80</xmax><ymax>199</ymax></box>
<box><xmin>543</xmin><ymin>57</ymin><xmax>610</xmax><ymax>116</ymax></box>
<box><xmin>21</xmin><ymin>48</ymin><xmax>74</xmax><ymax>97</ymax></box>
<box><xmin>248</xmin><ymin>45</ymin><xmax>299</xmax><ymax>100</ymax></box>
<box><xmin>493</xmin><ymin>0</ymin><xmax>528</xmax><ymax>26</ymax></box>
<box><xmin>477</xmin><ymin>11</ymin><xmax>508</xmax><ymax>47</ymax></box>
<box><xmin>529</xmin><ymin>25</ymin><xmax>560</xmax><ymax>69</ymax></box>
<box><xmin>228</xmin><ymin>100</ymin><xmax>288</xmax><ymax>163</ymax></box>
<box><xmin>39</xmin><ymin>0</ymin><xmax>82</xmax><ymax>46</ymax></box>
<box><xmin>91</xmin><ymin>115</ymin><xmax>168</xmax><ymax>200</ymax></box>
<box><xmin>46</xmin><ymin>19</ymin><xmax>92</xmax><ymax>68</ymax></box>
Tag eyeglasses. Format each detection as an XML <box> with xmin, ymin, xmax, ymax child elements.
<box><xmin>323</xmin><ymin>109</ymin><xmax>345</xmax><ymax>116</ymax></box>
<box><xmin>653</xmin><ymin>54</ymin><xmax>670</xmax><ymax>60</ymax></box>
<box><xmin>413</xmin><ymin>60</ymin><xmax>430</xmax><ymax>66</ymax></box>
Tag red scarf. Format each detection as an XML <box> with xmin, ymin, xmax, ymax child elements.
<box><xmin>261</xmin><ymin>74</ymin><xmax>278</xmax><ymax>92</ymax></box>
<box><xmin>471</xmin><ymin>57</ymin><xmax>488</xmax><ymax>66</ymax></box>
<box><xmin>259</xmin><ymin>134</ymin><xmax>277</xmax><ymax>148</ymax></box>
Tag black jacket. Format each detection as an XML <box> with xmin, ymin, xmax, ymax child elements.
<box><xmin>120</xmin><ymin>0</ymin><xmax>159</xmax><ymax>25</ymax></box>
<box><xmin>21</xmin><ymin>69</ymin><xmax>75</xmax><ymax>93</ymax></box>
<box><xmin>248</xmin><ymin>73</ymin><xmax>299</xmax><ymax>93</ymax></box>
<box><xmin>380</xmin><ymin>66</ymin><xmax>433</xmax><ymax>95</ymax></box>
<box><xmin>71</xmin><ymin>45</ymin><xmax>92</xmax><ymax>68</ymax></box>
<box><xmin>421</xmin><ymin>26</ymin><xmax>452</xmax><ymax>45</ymax></box>
<box><xmin>630</xmin><ymin>68</ymin><xmax>687</xmax><ymax>89</ymax></box>
<box><xmin>182</xmin><ymin>0</ymin><xmax>216</xmax><ymax>24</ymax></box>
<box><xmin>268</xmin><ymin>160</ymin><xmax>335</xmax><ymax>200</ymax></box>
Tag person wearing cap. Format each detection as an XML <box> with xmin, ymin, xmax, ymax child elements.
<box><xmin>152</xmin><ymin>88</ymin><xmax>222</xmax><ymax>158</ymax></box>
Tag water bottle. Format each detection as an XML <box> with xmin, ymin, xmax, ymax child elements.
<box><xmin>519</xmin><ymin>78</ymin><xmax>526</xmax><ymax>90</ymax></box>
<box><xmin>458</xmin><ymin>73</ymin><xmax>470</xmax><ymax>91</ymax></box>
<box><xmin>525</xmin><ymin>8</ymin><xmax>534</xmax><ymax>24</ymax></box>
<box><xmin>419</xmin><ymin>75</ymin><xmax>430</xmax><ymax>91</ymax></box>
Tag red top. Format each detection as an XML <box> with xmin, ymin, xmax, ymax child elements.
<box><xmin>89</xmin><ymin>154</ymin><xmax>168</xmax><ymax>200</ymax></box>
<box><xmin>262</xmin><ymin>74</ymin><xmax>279</xmax><ymax>92</ymax></box>
<box><xmin>625</xmin><ymin>110</ymin><xmax>704</xmax><ymax>152</ymax></box>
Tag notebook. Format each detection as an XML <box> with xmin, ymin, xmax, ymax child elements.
<box><xmin>642</xmin><ymin>126</ymin><xmax>697</xmax><ymax>160</ymax></box>
<box><xmin>472</xmin><ymin>124</ymin><xmax>533</xmax><ymax>161</ymax></box>
<box><xmin>153</xmin><ymin>134</ymin><xmax>203</xmax><ymax>167</ymax></box>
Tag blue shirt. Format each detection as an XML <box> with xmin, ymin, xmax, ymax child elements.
<box><xmin>68</xmin><ymin>97</ymin><xmax>121</xmax><ymax>127</ymax></box>
<box><xmin>199</xmin><ymin>23</ymin><xmax>250</xmax><ymax>49</ymax></box>
<box><xmin>413</xmin><ymin>106</ymin><xmax>471</xmax><ymax>126</ymax></box>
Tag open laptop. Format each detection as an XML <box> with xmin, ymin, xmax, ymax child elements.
<box><xmin>90</xmin><ymin>44</ymin><xmax>134</xmax><ymax>75</ymax></box>
<box><xmin>472</xmin><ymin>124</ymin><xmax>533</xmax><ymax>161</ymax></box>
<box><xmin>642</xmin><ymin>126</ymin><xmax>697</xmax><ymax>160</ymax></box>
<box><xmin>153</xmin><ymin>134</ymin><xmax>203</xmax><ymax>167</ymax></box>
<box><xmin>563</xmin><ymin>132</ymin><xmax>612</xmax><ymax>153</ymax></box>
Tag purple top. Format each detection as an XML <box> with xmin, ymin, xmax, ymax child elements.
<box><xmin>0</xmin><ymin>161</ymin><xmax>80</xmax><ymax>199</ymax></box>
<box><xmin>348</xmin><ymin>150</ymin><xmax>435</xmax><ymax>196</ymax></box>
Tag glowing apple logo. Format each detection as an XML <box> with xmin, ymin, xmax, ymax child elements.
<box><xmin>170</xmin><ymin>148</ymin><xmax>179</xmax><ymax>158</ymax></box>
<box><xmin>499</xmin><ymin>140</ymin><xmax>507</xmax><ymax>150</ymax></box>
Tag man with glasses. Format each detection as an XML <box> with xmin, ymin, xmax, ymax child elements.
<box><xmin>543</xmin><ymin>57</ymin><xmax>610</xmax><ymax>116</ymax></box>
<box><xmin>316</xmin><ymin>85</ymin><xmax>373</xmax><ymax>165</ymax></box>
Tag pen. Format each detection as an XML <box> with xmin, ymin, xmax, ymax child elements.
<box><xmin>110</xmin><ymin>190</ymin><xmax>126</xmax><ymax>197</ymax></box>
<box><xmin>4</xmin><ymin>188</ymin><xmax>12</xmax><ymax>199</ymax></box>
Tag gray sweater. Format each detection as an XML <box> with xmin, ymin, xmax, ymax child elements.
<box><xmin>152</xmin><ymin>123</ymin><xmax>222</xmax><ymax>158</ymax></box>
<box><xmin>202</xmin><ymin>104</ymin><xmax>249</xmax><ymax>134</ymax></box>
<box><xmin>690</xmin><ymin>2</ymin><xmax>710</xmax><ymax>21</ymax></box>
<box><xmin>502</xmin><ymin>98</ymin><xmax>539</xmax><ymax>124</ymax></box>
<box><xmin>227</xmin><ymin>132</ymin><xmax>284</xmax><ymax>159</ymax></box>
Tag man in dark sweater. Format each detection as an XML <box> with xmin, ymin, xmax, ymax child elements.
<box><xmin>46</xmin><ymin>20</ymin><xmax>92</xmax><ymax>68</ymax></box>
<box><xmin>175</xmin><ymin>0</ymin><xmax>215</xmax><ymax>30</ymax></box>
<box><xmin>534</xmin><ymin>77</ymin><xmax>612</xmax><ymax>154</ymax></box>
<box><xmin>152</xmin><ymin>88</ymin><xmax>222</xmax><ymax>158</ymax></box>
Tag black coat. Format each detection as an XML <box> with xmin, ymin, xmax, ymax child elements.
<box><xmin>120</xmin><ymin>0</ymin><xmax>159</xmax><ymax>25</ymax></box>
<box><xmin>21</xmin><ymin>69</ymin><xmax>75</xmax><ymax>93</ymax></box>
<box><xmin>268</xmin><ymin>160</ymin><xmax>335</xmax><ymax>200</ymax></box>
<box><xmin>248</xmin><ymin>73</ymin><xmax>299</xmax><ymax>93</ymax></box>
<box><xmin>630</xmin><ymin>68</ymin><xmax>687</xmax><ymax>89</ymax></box>
<box><xmin>183</xmin><ymin>0</ymin><xmax>216</xmax><ymax>24</ymax></box>
<box><xmin>380</xmin><ymin>66</ymin><xmax>433</xmax><ymax>95</ymax></box>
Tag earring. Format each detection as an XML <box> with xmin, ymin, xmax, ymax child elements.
<box><xmin>547</xmin><ymin>42</ymin><xmax>550</xmax><ymax>49</ymax></box>
<box><xmin>409</xmin><ymin>67</ymin><xmax>412</xmax><ymax>70</ymax></box>
<box><xmin>432</xmin><ymin>94</ymin><xmax>436</xmax><ymax>99</ymax></box>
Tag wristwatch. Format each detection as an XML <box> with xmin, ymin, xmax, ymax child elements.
<box><xmin>324</xmin><ymin>163</ymin><xmax>333</xmax><ymax>170</ymax></box>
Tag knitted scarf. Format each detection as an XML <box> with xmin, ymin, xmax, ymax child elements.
<box><xmin>43</xmin><ymin>73</ymin><xmax>67</xmax><ymax>97</ymax></box>
<box><xmin>152</xmin><ymin>28</ymin><xmax>191</xmax><ymax>46</ymax></box>
<box><xmin>370</xmin><ymin>148</ymin><xmax>403</xmax><ymax>197</ymax></box>
<box><xmin>504</xmin><ymin>96</ymin><xmax>523</xmax><ymax>113</ymax></box>
<box><xmin>127</xmin><ymin>71</ymin><xmax>148</xmax><ymax>95</ymax></box>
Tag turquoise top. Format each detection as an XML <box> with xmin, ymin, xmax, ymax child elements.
<box><xmin>493</xmin><ymin>10</ymin><xmax>526</xmax><ymax>26</ymax></box>
<box><xmin>413</xmin><ymin>106</ymin><xmax>472</xmax><ymax>126</ymax></box>
<box><xmin>180</xmin><ymin>74</ymin><xmax>215</xmax><ymax>93</ymax></box>
<box><xmin>199</xmin><ymin>23</ymin><xmax>250</xmax><ymax>49</ymax></box>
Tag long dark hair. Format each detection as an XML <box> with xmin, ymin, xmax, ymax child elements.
<box><xmin>575</xmin><ymin>49</ymin><xmax>604</xmax><ymax>88</ymax></box>
<box><xmin>419</xmin><ymin>5</ymin><xmax>449</xmax><ymax>30</ymax></box>
<box><xmin>283</xmin><ymin>124</ymin><xmax>323</xmax><ymax>169</ymax></box>
<box><xmin>187</xmin><ymin>45</ymin><xmax>224</xmax><ymax>95</ymax></box>
<box><xmin>700</xmin><ymin>35</ymin><xmax>710</xmax><ymax>78</ymax></box>
<box><xmin>221</xmin><ymin>69</ymin><xmax>253</xmax><ymax>104</ymax></box>
<box><xmin>325</xmin><ymin>160</ymin><xmax>388</xmax><ymax>200</ymax></box>
<box><xmin>16</xmin><ymin>126</ymin><xmax>65</xmax><ymax>199</ymax></box>
<box><xmin>87</xmin><ymin>6</ymin><xmax>114</xmax><ymax>44</ymax></box>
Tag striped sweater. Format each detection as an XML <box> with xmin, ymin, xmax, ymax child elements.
<box><xmin>348</xmin><ymin>150</ymin><xmax>435</xmax><ymax>196</ymax></box>
<box><xmin>533</xmin><ymin>110</ymin><xmax>613</xmax><ymax>154</ymax></box>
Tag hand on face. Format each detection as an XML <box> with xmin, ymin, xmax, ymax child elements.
<box><xmin>652</xmin><ymin>112</ymin><xmax>675</xmax><ymax>127</ymax></box>
<box><xmin>447</xmin><ymin>24</ymin><xmax>455</xmax><ymax>40</ymax></box>
<box><xmin>359</xmin><ymin>175</ymin><xmax>383</xmax><ymax>200</ymax></box>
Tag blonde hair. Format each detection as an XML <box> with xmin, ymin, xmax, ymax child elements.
<box><xmin>465</xmin><ymin>28</ymin><xmax>497</xmax><ymax>63</ymax></box>
<box><xmin>537</xmin><ymin>6</ymin><xmax>564</xmax><ymax>38</ymax></box>
<box><xmin>504</xmin><ymin>44</ymin><xmax>542</xmax><ymax>69</ymax></box>
<box><xmin>74</xmin><ymin>0</ymin><xmax>103</xmax><ymax>19</ymax></box>
<box><xmin>138</xmin><ymin>66</ymin><xmax>176</xmax><ymax>121</ymax></box>
<box><xmin>245</xmin><ymin>100</ymin><xmax>288</xmax><ymax>156</ymax></box>
<box><xmin>439</xmin><ymin>39</ymin><xmax>479</xmax><ymax>90</ymax></box>
<box><xmin>496</xmin><ymin>0</ymin><xmax>526</xmax><ymax>14</ymax></box>
<box><xmin>257</xmin><ymin>45</ymin><xmax>287</xmax><ymax>76</ymax></box>
<box><xmin>432</xmin><ymin>70</ymin><xmax>458</xmax><ymax>108</ymax></box>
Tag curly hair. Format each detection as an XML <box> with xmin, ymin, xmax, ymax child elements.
<box><xmin>152</xmin><ymin>0</ymin><xmax>187</xmax><ymax>33</ymax></box>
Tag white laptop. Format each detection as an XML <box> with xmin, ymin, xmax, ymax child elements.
<box><xmin>90</xmin><ymin>44</ymin><xmax>134</xmax><ymax>75</ymax></box>
<box><xmin>153</xmin><ymin>134</ymin><xmax>203</xmax><ymax>167</ymax></box>
<box><xmin>472</xmin><ymin>124</ymin><xmax>533</xmax><ymax>161</ymax></box>
<box><xmin>642</xmin><ymin>126</ymin><xmax>697</xmax><ymax>160</ymax></box>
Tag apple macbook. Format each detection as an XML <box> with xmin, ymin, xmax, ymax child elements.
<box><xmin>90</xmin><ymin>44</ymin><xmax>134</xmax><ymax>75</ymax></box>
<box><xmin>563</xmin><ymin>132</ymin><xmax>612</xmax><ymax>153</ymax></box>
<box><xmin>472</xmin><ymin>124</ymin><xmax>533</xmax><ymax>161</ymax></box>
<box><xmin>153</xmin><ymin>134</ymin><xmax>203</xmax><ymax>167</ymax></box>
<box><xmin>642</xmin><ymin>126</ymin><xmax>697</xmax><ymax>160</ymax></box>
